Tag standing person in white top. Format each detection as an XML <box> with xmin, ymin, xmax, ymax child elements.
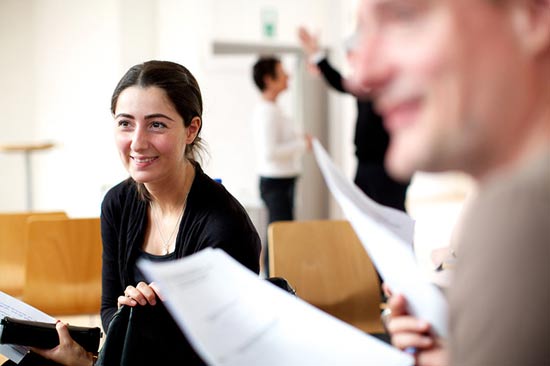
<box><xmin>251</xmin><ymin>56</ymin><xmax>312</xmax><ymax>275</ymax></box>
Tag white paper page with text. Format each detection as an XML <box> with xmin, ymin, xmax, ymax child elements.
<box><xmin>0</xmin><ymin>291</ymin><xmax>55</xmax><ymax>364</ymax></box>
<box><xmin>139</xmin><ymin>249</ymin><xmax>413</xmax><ymax>366</ymax></box>
<box><xmin>313</xmin><ymin>139</ymin><xmax>448</xmax><ymax>337</ymax></box>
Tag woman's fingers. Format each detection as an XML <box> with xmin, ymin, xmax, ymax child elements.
<box><xmin>149</xmin><ymin>282</ymin><xmax>164</xmax><ymax>302</ymax></box>
<box><xmin>117</xmin><ymin>295</ymin><xmax>137</xmax><ymax>307</ymax></box>
<box><xmin>120</xmin><ymin>282</ymin><xmax>157</xmax><ymax>307</ymax></box>
<box><xmin>136</xmin><ymin>281</ymin><xmax>157</xmax><ymax>305</ymax></box>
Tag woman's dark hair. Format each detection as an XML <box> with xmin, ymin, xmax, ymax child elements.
<box><xmin>252</xmin><ymin>56</ymin><xmax>280</xmax><ymax>91</ymax></box>
<box><xmin>111</xmin><ymin>60</ymin><xmax>205</xmax><ymax>200</ymax></box>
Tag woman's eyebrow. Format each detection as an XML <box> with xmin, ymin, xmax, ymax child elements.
<box><xmin>145</xmin><ymin>113</ymin><xmax>175</xmax><ymax>121</ymax></box>
<box><xmin>114</xmin><ymin>113</ymin><xmax>134</xmax><ymax>119</ymax></box>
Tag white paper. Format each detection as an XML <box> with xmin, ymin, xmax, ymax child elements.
<box><xmin>139</xmin><ymin>248</ymin><xmax>413</xmax><ymax>366</ymax></box>
<box><xmin>313</xmin><ymin>139</ymin><xmax>448</xmax><ymax>337</ymax></box>
<box><xmin>0</xmin><ymin>291</ymin><xmax>55</xmax><ymax>363</ymax></box>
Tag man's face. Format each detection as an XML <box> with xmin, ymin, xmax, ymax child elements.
<box><xmin>271</xmin><ymin>62</ymin><xmax>289</xmax><ymax>93</ymax></box>
<box><xmin>353</xmin><ymin>0</ymin><xmax>532</xmax><ymax>180</ymax></box>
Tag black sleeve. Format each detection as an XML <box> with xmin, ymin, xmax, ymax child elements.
<box><xmin>197</xmin><ymin>206</ymin><xmax>262</xmax><ymax>274</ymax></box>
<box><xmin>317</xmin><ymin>58</ymin><xmax>347</xmax><ymax>93</ymax></box>
<box><xmin>100</xmin><ymin>189</ymin><xmax>123</xmax><ymax>332</ymax></box>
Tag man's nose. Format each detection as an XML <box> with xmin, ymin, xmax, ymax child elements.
<box><xmin>350</xmin><ymin>33</ymin><xmax>392</xmax><ymax>94</ymax></box>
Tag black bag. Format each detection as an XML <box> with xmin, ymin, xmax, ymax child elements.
<box><xmin>0</xmin><ymin>317</ymin><xmax>101</xmax><ymax>353</ymax></box>
<box><xmin>96</xmin><ymin>304</ymin><xmax>205</xmax><ymax>366</ymax></box>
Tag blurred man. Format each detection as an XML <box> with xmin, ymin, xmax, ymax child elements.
<box><xmin>353</xmin><ymin>0</ymin><xmax>550</xmax><ymax>365</ymax></box>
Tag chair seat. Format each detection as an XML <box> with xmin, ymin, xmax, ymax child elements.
<box><xmin>268</xmin><ymin>220</ymin><xmax>385</xmax><ymax>334</ymax></box>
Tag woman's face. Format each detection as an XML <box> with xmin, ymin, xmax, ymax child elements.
<box><xmin>113</xmin><ymin>86</ymin><xmax>194</xmax><ymax>185</ymax></box>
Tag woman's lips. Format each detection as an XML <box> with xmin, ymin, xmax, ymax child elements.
<box><xmin>131</xmin><ymin>156</ymin><xmax>158</xmax><ymax>167</ymax></box>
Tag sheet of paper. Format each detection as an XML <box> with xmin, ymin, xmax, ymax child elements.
<box><xmin>139</xmin><ymin>248</ymin><xmax>413</xmax><ymax>366</ymax></box>
<box><xmin>313</xmin><ymin>139</ymin><xmax>448</xmax><ymax>337</ymax></box>
<box><xmin>0</xmin><ymin>291</ymin><xmax>55</xmax><ymax>364</ymax></box>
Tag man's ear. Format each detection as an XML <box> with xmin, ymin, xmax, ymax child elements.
<box><xmin>186</xmin><ymin>117</ymin><xmax>201</xmax><ymax>144</ymax></box>
<box><xmin>263</xmin><ymin>74</ymin><xmax>274</xmax><ymax>90</ymax></box>
<box><xmin>512</xmin><ymin>0</ymin><xmax>550</xmax><ymax>55</ymax></box>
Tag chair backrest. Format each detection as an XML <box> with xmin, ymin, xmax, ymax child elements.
<box><xmin>268</xmin><ymin>220</ymin><xmax>384</xmax><ymax>334</ymax></box>
<box><xmin>0</xmin><ymin>211</ymin><xmax>67</xmax><ymax>297</ymax></box>
<box><xmin>22</xmin><ymin>217</ymin><xmax>102</xmax><ymax>315</ymax></box>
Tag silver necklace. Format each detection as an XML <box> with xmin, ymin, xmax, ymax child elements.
<box><xmin>150</xmin><ymin>195</ymin><xmax>188</xmax><ymax>255</ymax></box>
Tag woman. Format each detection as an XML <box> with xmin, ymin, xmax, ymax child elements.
<box><xmin>33</xmin><ymin>60</ymin><xmax>261</xmax><ymax>365</ymax></box>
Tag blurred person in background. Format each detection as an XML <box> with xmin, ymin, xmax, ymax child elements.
<box><xmin>299</xmin><ymin>26</ymin><xmax>410</xmax><ymax>212</ymax></box>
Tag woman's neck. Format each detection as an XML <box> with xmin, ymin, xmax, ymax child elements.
<box><xmin>146</xmin><ymin>161</ymin><xmax>195</xmax><ymax>214</ymax></box>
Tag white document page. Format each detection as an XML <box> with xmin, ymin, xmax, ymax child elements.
<box><xmin>313</xmin><ymin>139</ymin><xmax>448</xmax><ymax>337</ymax></box>
<box><xmin>0</xmin><ymin>291</ymin><xmax>55</xmax><ymax>364</ymax></box>
<box><xmin>139</xmin><ymin>248</ymin><xmax>413</xmax><ymax>366</ymax></box>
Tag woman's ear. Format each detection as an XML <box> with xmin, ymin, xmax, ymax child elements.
<box><xmin>185</xmin><ymin>117</ymin><xmax>201</xmax><ymax>144</ymax></box>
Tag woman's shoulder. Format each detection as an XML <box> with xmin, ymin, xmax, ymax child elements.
<box><xmin>191</xmin><ymin>165</ymin><xmax>247</xmax><ymax>215</ymax></box>
<box><xmin>101</xmin><ymin>179</ymin><xmax>137</xmax><ymax>211</ymax></box>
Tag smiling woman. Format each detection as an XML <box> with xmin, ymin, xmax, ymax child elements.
<box><xmin>31</xmin><ymin>61</ymin><xmax>262</xmax><ymax>366</ymax></box>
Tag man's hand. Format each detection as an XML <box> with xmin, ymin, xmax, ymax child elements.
<box><xmin>297</xmin><ymin>27</ymin><xmax>320</xmax><ymax>57</ymax></box>
<box><xmin>387</xmin><ymin>294</ymin><xmax>449</xmax><ymax>366</ymax></box>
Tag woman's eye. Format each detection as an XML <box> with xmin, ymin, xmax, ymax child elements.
<box><xmin>151</xmin><ymin>121</ymin><xmax>167</xmax><ymax>129</ymax></box>
<box><xmin>117</xmin><ymin>120</ymin><xmax>130</xmax><ymax>128</ymax></box>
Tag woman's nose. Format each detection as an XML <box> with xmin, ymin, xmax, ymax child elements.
<box><xmin>130</xmin><ymin>127</ymin><xmax>148</xmax><ymax>152</ymax></box>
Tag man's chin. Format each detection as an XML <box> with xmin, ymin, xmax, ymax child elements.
<box><xmin>385</xmin><ymin>144</ymin><xmax>417</xmax><ymax>182</ymax></box>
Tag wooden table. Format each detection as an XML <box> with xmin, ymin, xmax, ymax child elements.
<box><xmin>0</xmin><ymin>142</ymin><xmax>55</xmax><ymax>210</ymax></box>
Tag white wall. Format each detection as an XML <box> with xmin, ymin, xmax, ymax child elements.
<box><xmin>0</xmin><ymin>0</ymin><xmax>342</xmax><ymax>217</ymax></box>
<box><xmin>0</xmin><ymin>0</ymin><xmax>37</xmax><ymax>210</ymax></box>
<box><xmin>0</xmin><ymin>0</ymin><xmax>472</xmax><ymax>259</ymax></box>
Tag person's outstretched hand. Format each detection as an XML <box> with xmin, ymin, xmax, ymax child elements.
<box><xmin>31</xmin><ymin>321</ymin><xmax>94</xmax><ymax>366</ymax></box>
<box><xmin>387</xmin><ymin>294</ymin><xmax>449</xmax><ymax>366</ymax></box>
<box><xmin>297</xmin><ymin>26</ymin><xmax>320</xmax><ymax>57</ymax></box>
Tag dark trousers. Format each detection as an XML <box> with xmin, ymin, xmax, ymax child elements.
<box><xmin>354</xmin><ymin>162</ymin><xmax>410</xmax><ymax>212</ymax></box>
<box><xmin>259</xmin><ymin>176</ymin><xmax>297</xmax><ymax>275</ymax></box>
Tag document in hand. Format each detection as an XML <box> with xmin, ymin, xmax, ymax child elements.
<box><xmin>312</xmin><ymin>139</ymin><xmax>448</xmax><ymax>337</ymax></box>
<box><xmin>0</xmin><ymin>291</ymin><xmax>54</xmax><ymax>363</ymax></box>
<box><xmin>138</xmin><ymin>248</ymin><xmax>414</xmax><ymax>366</ymax></box>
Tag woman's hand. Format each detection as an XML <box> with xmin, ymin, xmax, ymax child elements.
<box><xmin>386</xmin><ymin>294</ymin><xmax>449</xmax><ymax>366</ymax></box>
<box><xmin>117</xmin><ymin>281</ymin><xmax>160</xmax><ymax>307</ymax></box>
<box><xmin>31</xmin><ymin>321</ymin><xmax>94</xmax><ymax>366</ymax></box>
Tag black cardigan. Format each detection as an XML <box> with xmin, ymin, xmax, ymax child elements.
<box><xmin>100</xmin><ymin>163</ymin><xmax>261</xmax><ymax>331</ymax></box>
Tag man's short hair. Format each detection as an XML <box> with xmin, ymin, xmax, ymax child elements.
<box><xmin>252</xmin><ymin>56</ymin><xmax>280</xmax><ymax>91</ymax></box>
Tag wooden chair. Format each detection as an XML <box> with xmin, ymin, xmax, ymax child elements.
<box><xmin>22</xmin><ymin>217</ymin><xmax>102</xmax><ymax>315</ymax></box>
<box><xmin>268</xmin><ymin>220</ymin><xmax>385</xmax><ymax>334</ymax></box>
<box><xmin>0</xmin><ymin>211</ymin><xmax>67</xmax><ymax>297</ymax></box>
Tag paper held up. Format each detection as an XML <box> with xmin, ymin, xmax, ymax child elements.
<box><xmin>312</xmin><ymin>139</ymin><xmax>448</xmax><ymax>337</ymax></box>
<box><xmin>138</xmin><ymin>248</ymin><xmax>413</xmax><ymax>366</ymax></box>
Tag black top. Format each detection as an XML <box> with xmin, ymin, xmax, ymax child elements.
<box><xmin>317</xmin><ymin>58</ymin><xmax>389</xmax><ymax>164</ymax></box>
<box><xmin>100</xmin><ymin>162</ymin><xmax>262</xmax><ymax>330</ymax></box>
